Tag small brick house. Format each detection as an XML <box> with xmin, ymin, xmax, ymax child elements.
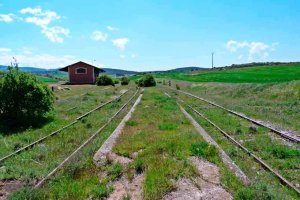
<box><xmin>59</xmin><ymin>61</ymin><xmax>105</xmax><ymax>84</ymax></box>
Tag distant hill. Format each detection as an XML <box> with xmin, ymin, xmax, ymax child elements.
<box><xmin>0</xmin><ymin>65</ymin><xmax>53</xmax><ymax>72</ymax></box>
<box><xmin>0</xmin><ymin>65</ymin><xmax>206</xmax><ymax>75</ymax></box>
<box><xmin>0</xmin><ymin>65</ymin><xmax>138</xmax><ymax>76</ymax></box>
<box><xmin>167</xmin><ymin>66</ymin><xmax>205</xmax><ymax>72</ymax></box>
<box><xmin>102</xmin><ymin>68</ymin><xmax>138</xmax><ymax>76</ymax></box>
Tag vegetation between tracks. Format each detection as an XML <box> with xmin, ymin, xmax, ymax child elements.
<box><xmin>8</xmin><ymin>89</ymin><xmax>140</xmax><ymax>199</ymax></box>
<box><xmin>111</xmin><ymin>88</ymin><xmax>242</xmax><ymax>199</ymax></box>
<box><xmin>166</xmin><ymin>89</ymin><xmax>299</xmax><ymax>199</ymax></box>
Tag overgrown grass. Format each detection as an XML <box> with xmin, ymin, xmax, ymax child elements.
<box><xmin>0</xmin><ymin>90</ymin><xmax>135</xmax><ymax>181</ymax></box>
<box><xmin>169</xmin><ymin>89</ymin><xmax>299</xmax><ymax>199</ymax></box>
<box><xmin>165</xmin><ymin>80</ymin><xmax>300</xmax><ymax>133</ymax></box>
<box><xmin>113</xmin><ymin>88</ymin><xmax>242</xmax><ymax>199</ymax></box>
<box><xmin>156</xmin><ymin>64</ymin><xmax>300</xmax><ymax>83</ymax></box>
<box><xmin>8</xmin><ymin>89</ymin><xmax>139</xmax><ymax>199</ymax></box>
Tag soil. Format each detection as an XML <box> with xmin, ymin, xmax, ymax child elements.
<box><xmin>0</xmin><ymin>180</ymin><xmax>23</xmax><ymax>200</ymax></box>
<box><xmin>164</xmin><ymin>157</ymin><xmax>233</xmax><ymax>200</ymax></box>
<box><xmin>108</xmin><ymin>174</ymin><xmax>144</xmax><ymax>200</ymax></box>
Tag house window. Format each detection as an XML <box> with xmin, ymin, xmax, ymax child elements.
<box><xmin>76</xmin><ymin>67</ymin><xmax>87</xmax><ymax>74</ymax></box>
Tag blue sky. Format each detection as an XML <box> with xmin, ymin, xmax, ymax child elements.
<box><xmin>0</xmin><ymin>0</ymin><xmax>299</xmax><ymax>71</ymax></box>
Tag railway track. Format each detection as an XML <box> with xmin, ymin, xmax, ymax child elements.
<box><xmin>0</xmin><ymin>90</ymin><xmax>129</xmax><ymax>163</ymax></box>
<box><xmin>34</xmin><ymin>88</ymin><xmax>140</xmax><ymax>188</ymax></box>
<box><xmin>163</xmin><ymin>87</ymin><xmax>300</xmax><ymax>196</ymax></box>
<box><xmin>166</xmin><ymin>86</ymin><xmax>300</xmax><ymax>143</ymax></box>
<box><xmin>186</xmin><ymin>104</ymin><xmax>300</xmax><ymax>196</ymax></box>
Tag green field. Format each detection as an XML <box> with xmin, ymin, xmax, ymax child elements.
<box><xmin>37</xmin><ymin>76</ymin><xmax>59</xmax><ymax>83</ymax></box>
<box><xmin>156</xmin><ymin>64</ymin><xmax>300</xmax><ymax>83</ymax></box>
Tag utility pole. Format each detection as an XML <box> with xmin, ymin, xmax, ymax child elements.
<box><xmin>211</xmin><ymin>52</ymin><xmax>214</xmax><ymax>68</ymax></box>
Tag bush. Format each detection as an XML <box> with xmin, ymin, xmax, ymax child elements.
<box><xmin>0</xmin><ymin>65</ymin><xmax>54</xmax><ymax>130</ymax></box>
<box><xmin>176</xmin><ymin>84</ymin><xmax>180</xmax><ymax>90</ymax></box>
<box><xmin>120</xmin><ymin>77</ymin><xmax>130</xmax><ymax>85</ymax></box>
<box><xmin>114</xmin><ymin>79</ymin><xmax>119</xmax><ymax>84</ymax></box>
<box><xmin>96</xmin><ymin>75</ymin><xmax>115</xmax><ymax>86</ymax></box>
<box><xmin>137</xmin><ymin>74</ymin><xmax>156</xmax><ymax>87</ymax></box>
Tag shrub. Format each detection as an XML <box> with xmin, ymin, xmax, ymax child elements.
<box><xmin>0</xmin><ymin>64</ymin><xmax>54</xmax><ymax>130</ymax></box>
<box><xmin>137</xmin><ymin>74</ymin><xmax>156</xmax><ymax>87</ymax></box>
<box><xmin>114</xmin><ymin>79</ymin><xmax>120</xmax><ymax>84</ymax></box>
<box><xmin>120</xmin><ymin>77</ymin><xmax>130</xmax><ymax>85</ymax></box>
<box><xmin>176</xmin><ymin>84</ymin><xmax>180</xmax><ymax>90</ymax></box>
<box><xmin>96</xmin><ymin>75</ymin><xmax>115</xmax><ymax>86</ymax></box>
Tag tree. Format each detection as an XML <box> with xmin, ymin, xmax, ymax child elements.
<box><xmin>137</xmin><ymin>74</ymin><xmax>156</xmax><ymax>87</ymax></box>
<box><xmin>96</xmin><ymin>75</ymin><xmax>115</xmax><ymax>86</ymax></box>
<box><xmin>120</xmin><ymin>77</ymin><xmax>130</xmax><ymax>85</ymax></box>
<box><xmin>0</xmin><ymin>62</ymin><xmax>54</xmax><ymax>129</ymax></box>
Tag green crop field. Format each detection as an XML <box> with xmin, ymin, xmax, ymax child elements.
<box><xmin>156</xmin><ymin>64</ymin><xmax>300</xmax><ymax>83</ymax></box>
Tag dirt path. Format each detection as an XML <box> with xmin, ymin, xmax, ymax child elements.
<box><xmin>0</xmin><ymin>180</ymin><xmax>23</xmax><ymax>200</ymax></box>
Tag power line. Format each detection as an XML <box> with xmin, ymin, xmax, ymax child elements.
<box><xmin>211</xmin><ymin>52</ymin><xmax>214</xmax><ymax>68</ymax></box>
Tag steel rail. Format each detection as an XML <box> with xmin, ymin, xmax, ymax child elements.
<box><xmin>166</xmin><ymin>87</ymin><xmax>300</xmax><ymax>143</ymax></box>
<box><xmin>34</xmin><ymin>88</ymin><xmax>140</xmax><ymax>188</ymax></box>
<box><xmin>188</xmin><ymin>105</ymin><xmax>300</xmax><ymax>196</ymax></box>
<box><xmin>0</xmin><ymin>90</ymin><xmax>129</xmax><ymax>163</ymax></box>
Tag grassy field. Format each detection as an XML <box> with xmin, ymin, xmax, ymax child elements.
<box><xmin>37</xmin><ymin>76</ymin><xmax>59</xmax><ymax>83</ymax></box>
<box><xmin>156</xmin><ymin>64</ymin><xmax>300</xmax><ymax>83</ymax></box>
<box><xmin>165</xmin><ymin>80</ymin><xmax>300</xmax><ymax>133</ymax></box>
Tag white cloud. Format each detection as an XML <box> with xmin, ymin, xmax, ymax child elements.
<box><xmin>0</xmin><ymin>14</ymin><xmax>14</xmax><ymax>23</ymax></box>
<box><xmin>107</xmin><ymin>25</ymin><xmax>119</xmax><ymax>31</ymax></box>
<box><xmin>120</xmin><ymin>54</ymin><xmax>126</xmax><ymax>59</ymax></box>
<box><xmin>22</xmin><ymin>47</ymin><xmax>33</xmax><ymax>55</ymax></box>
<box><xmin>0</xmin><ymin>48</ymin><xmax>12</xmax><ymax>53</ymax></box>
<box><xmin>91</xmin><ymin>31</ymin><xmax>108</xmax><ymax>41</ymax></box>
<box><xmin>112</xmin><ymin>38</ymin><xmax>129</xmax><ymax>50</ymax></box>
<box><xmin>226</xmin><ymin>40</ymin><xmax>278</xmax><ymax>60</ymax></box>
<box><xmin>41</xmin><ymin>26</ymin><xmax>70</xmax><ymax>43</ymax></box>
<box><xmin>19</xmin><ymin>7</ymin><xmax>69</xmax><ymax>43</ymax></box>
